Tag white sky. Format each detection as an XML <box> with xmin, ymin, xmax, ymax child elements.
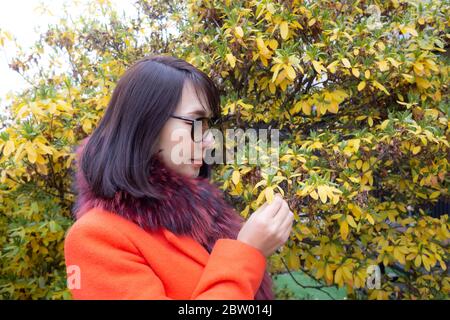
<box><xmin>0</xmin><ymin>0</ymin><xmax>138</xmax><ymax>115</ymax></box>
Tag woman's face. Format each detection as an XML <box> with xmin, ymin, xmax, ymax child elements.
<box><xmin>156</xmin><ymin>80</ymin><xmax>215</xmax><ymax>178</ymax></box>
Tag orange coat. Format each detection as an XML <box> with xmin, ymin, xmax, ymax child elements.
<box><xmin>64</xmin><ymin>207</ymin><xmax>268</xmax><ymax>300</ymax></box>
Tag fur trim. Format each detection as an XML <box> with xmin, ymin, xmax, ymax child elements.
<box><xmin>72</xmin><ymin>137</ymin><xmax>275</xmax><ymax>300</ymax></box>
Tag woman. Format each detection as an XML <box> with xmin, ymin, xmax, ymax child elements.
<box><xmin>64</xmin><ymin>55</ymin><xmax>294</xmax><ymax>300</ymax></box>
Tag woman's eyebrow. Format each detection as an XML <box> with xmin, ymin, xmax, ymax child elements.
<box><xmin>187</xmin><ymin>109</ymin><xmax>211</xmax><ymax>117</ymax></box>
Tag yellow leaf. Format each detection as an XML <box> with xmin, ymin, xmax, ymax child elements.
<box><xmin>280</xmin><ymin>21</ymin><xmax>289</xmax><ymax>39</ymax></box>
<box><xmin>310</xmin><ymin>189</ymin><xmax>319</xmax><ymax>200</ymax></box>
<box><xmin>401</xmin><ymin>25</ymin><xmax>418</xmax><ymax>37</ymax></box>
<box><xmin>365</xmin><ymin>70</ymin><xmax>371</xmax><ymax>79</ymax></box>
<box><xmin>254</xmin><ymin>179</ymin><xmax>267</xmax><ymax>190</ymax></box>
<box><xmin>256</xmin><ymin>188</ymin><xmax>266</xmax><ymax>205</ymax></box>
<box><xmin>377</xmin><ymin>60</ymin><xmax>389</xmax><ymax>72</ymax></box>
<box><xmin>414</xmin><ymin>254</ymin><xmax>422</xmax><ymax>267</ymax></box>
<box><xmin>29</xmin><ymin>102</ymin><xmax>45</xmax><ymax>117</ymax></box>
<box><xmin>269</xmin><ymin>82</ymin><xmax>276</xmax><ymax>94</ymax></box>
<box><xmin>429</xmin><ymin>191</ymin><xmax>440</xmax><ymax>199</ymax></box>
<box><xmin>327</xmin><ymin>60</ymin><xmax>339</xmax><ymax>74</ymax></box>
<box><xmin>241</xmin><ymin>205</ymin><xmax>250</xmax><ymax>219</ymax></box>
<box><xmin>325</xmin><ymin>264</ymin><xmax>333</xmax><ymax>284</ymax></box>
<box><xmin>290</xmin><ymin>100</ymin><xmax>302</xmax><ymax>114</ymax></box>
<box><xmin>36</xmin><ymin>142</ymin><xmax>53</xmax><ymax>155</ymax></box>
<box><xmin>312</xmin><ymin>60</ymin><xmax>325</xmax><ymax>74</ymax></box>
<box><xmin>422</xmin><ymin>255</ymin><xmax>431</xmax><ymax>271</ymax></box>
<box><xmin>366</xmin><ymin>213</ymin><xmax>375</xmax><ymax>225</ymax></box>
<box><xmin>35</xmin><ymin>153</ymin><xmax>46</xmax><ymax>165</ymax></box>
<box><xmin>329</xmin><ymin>89</ymin><xmax>348</xmax><ymax>101</ymax></box>
<box><xmin>3</xmin><ymin>140</ymin><xmax>15</xmax><ymax>157</ymax></box>
<box><xmin>356</xmin><ymin>160</ymin><xmax>363</xmax><ymax>169</ymax></box>
<box><xmin>308</xmin><ymin>18</ymin><xmax>316</xmax><ymax>27</ymax></box>
<box><xmin>268</xmin><ymin>39</ymin><xmax>278</xmax><ymax>50</ymax></box>
<box><xmin>287</xmin><ymin>249</ymin><xmax>300</xmax><ymax>269</ymax></box>
<box><xmin>331</xmin><ymin>213</ymin><xmax>343</xmax><ymax>220</ymax></box>
<box><xmin>416</xmin><ymin>77</ymin><xmax>431</xmax><ymax>90</ymax></box>
<box><xmin>317</xmin><ymin>185</ymin><xmax>328</xmax><ymax>203</ymax></box>
<box><xmin>328</xmin><ymin>101</ymin><xmax>339</xmax><ymax>114</ymax></box>
<box><xmin>340</xmin><ymin>221</ymin><xmax>349</xmax><ymax>240</ymax></box>
<box><xmin>362</xmin><ymin>161</ymin><xmax>370</xmax><ymax>172</ymax></box>
<box><xmin>341</xmin><ymin>58</ymin><xmax>351</xmax><ymax>68</ymax></box>
<box><xmin>264</xmin><ymin>187</ymin><xmax>274</xmax><ymax>203</ymax></box>
<box><xmin>232</xmin><ymin>170</ymin><xmax>240</xmax><ymax>185</ymax></box>
<box><xmin>349</xmin><ymin>176</ymin><xmax>360</xmax><ymax>183</ymax></box>
<box><xmin>334</xmin><ymin>267</ymin><xmax>343</xmax><ymax>286</ymax></box>
<box><xmin>302</xmin><ymin>101</ymin><xmax>311</xmax><ymax>115</ymax></box>
<box><xmin>299</xmin><ymin>225</ymin><xmax>311</xmax><ymax>235</ymax></box>
<box><xmin>25</xmin><ymin>142</ymin><xmax>37</xmax><ymax>164</ymax></box>
<box><xmin>82</xmin><ymin>119</ymin><xmax>92</xmax><ymax>134</ymax></box>
<box><xmin>285</xmin><ymin>65</ymin><xmax>296</xmax><ymax>80</ymax></box>
<box><xmin>402</xmin><ymin>73</ymin><xmax>414</xmax><ymax>83</ymax></box>
<box><xmin>226</xmin><ymin>53</ymin><xmax>236</xmax><ymax>68</ymax></box>
<box><xmin>315</xmin><ymin>266</ymin><xmax>325</xmax><ymax>279</ymax></box>
<box><xmin>412</xmin><ymin>145</ymin><xmax>421</xmax><ymax>155</ymax></box>
<box><xmin>357</xmin><ymin>81</ymin><xmax>366</xmax><ymax>91</ymax></box>
<box><xmin>347</xmin><ymin>215</ymin><xmax>357</xmax><ymax>228</ymax></box>
<box><xmin>342</xmin><ymin>266</ymin><xmax>352</xmax><ymax>281</ymax></box>
<box><xmin>234</xmin><ymin>26</ymin><xmax>244</xmax><ymax>38</ymax></box>
<box><xmin>372</xmin><ymin>80</ymin><xmax>390</xmax><ymax>95</ymax></box>
<box><xmin>352</xmin><ymin>68</ymin><xmax>360</xmax><ymax>78</ymax></box>
<box><xmin>417</xmin><ymin>192</ymin><xmax>427</xmax><ymax>199</ymax></box>
<box><xmin>387</xmin><ymin>57</ymin><xmax>401</xmax><ymax>68</ymax></box>
<box><xmin>13</xmin><ymin>143</ymin><xmax>26</xmax><ymax>163</ymax></box>
<box><xmin>376</xmin><ymin>41</ymin><xmax>386</xmax><ymax>51</ymax></box>
<box><xmin>380</xmin><ymin>119</ymin><xmax>390</xmax><ymax>130</ymax></box>
<box><xmin>256</xmin><ymin>38</ymin><xmax>270</xmax><ymax>57</ymax></box>
<box><xmin>414</xmin><ymin>62</ymin><xmax>425</xmax><ymax>75</ymax></box>
<box><xmin>394</xmin><ymin>248</ymin><xmax>406</xmax><ymax>265</ymax></box>
<box><xmin>271</xmin><ymin>63</ymin><xmax>282</xmax><ymax>82</ymax></box>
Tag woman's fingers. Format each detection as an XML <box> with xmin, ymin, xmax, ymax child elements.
<box><xmin>272</xmin><ymin>200</ymin><xmax>291</xmax><ymax>228</ymax></box>
<box><xmin>279</xmin><ymin>211</ymin><xmax>294</xmax><ymax>234</ymax></box>
<box><xmin>259</xmin><ymin>193</ymin><xmax>283</xmax><ymax>218</ymax></box>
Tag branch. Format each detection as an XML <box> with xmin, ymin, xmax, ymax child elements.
<box><xmin>279</xmin><ymin>257</ymin><xmax>338</xmax><ymax>300</ymax></box>
<box><xmin>6</xmin><ymin>174</ymin><xmax>72</xmax><ymax>202</ymax></box>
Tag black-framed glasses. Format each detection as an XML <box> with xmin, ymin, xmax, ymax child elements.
<box><xmin>170</xmin><ymin>114</ymin><xmax>219</xmax><ymax>143</ymax></box>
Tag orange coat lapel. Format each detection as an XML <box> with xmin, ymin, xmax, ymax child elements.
<box><xmin>161</xmin><ymin>229</ymin><xmax>210</xmax><ymax>266</ymax></box>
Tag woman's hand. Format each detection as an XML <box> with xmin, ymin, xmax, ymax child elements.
<box><xmin>237</xmin><ymin>193</ymin><xmax>294</xmax><ymax>257</ymax></box>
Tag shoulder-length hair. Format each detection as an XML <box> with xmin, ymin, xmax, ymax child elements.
<box><xmin>79</xmin><ymin>55</ymin><xmax>221</xmax><ymax>200</ymax></box>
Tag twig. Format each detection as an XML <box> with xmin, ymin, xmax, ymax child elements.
<box><xmin>279</xmin><ymin>257</ymin><xmax>337</xmax><ymax>300</ymax></box>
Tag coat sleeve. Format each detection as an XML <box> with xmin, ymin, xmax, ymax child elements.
<box><xmin>64</xmin><ymin>220</ymin><xmax>268</xmax><ymax>300</ymax></box>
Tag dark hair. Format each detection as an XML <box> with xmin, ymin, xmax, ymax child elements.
<box><xmin>80</xmin><ymin>55</ymin><xmax>221</xmax><ymax>200</ymax></box>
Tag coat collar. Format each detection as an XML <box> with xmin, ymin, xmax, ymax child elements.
<box><xmin>71</xmin><ymin>136</ymin><xmax>274</xmax><ymax>300</ymax></box>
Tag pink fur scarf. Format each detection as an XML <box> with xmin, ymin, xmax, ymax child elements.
<box><xmin>71</xmin><ymin>138</ymin><xmax>275</xmax><ymax>300</ymax></box>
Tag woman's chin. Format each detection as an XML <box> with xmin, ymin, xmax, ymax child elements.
<box><xmin>191</xmin><ymin>165</ymin><xmax>200</xmax><ymax>177</ymax></box>
<box><xmin>178</xmin><ymin>164</ymin><xmax>200</xmax><ymax>178</ymax></box>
